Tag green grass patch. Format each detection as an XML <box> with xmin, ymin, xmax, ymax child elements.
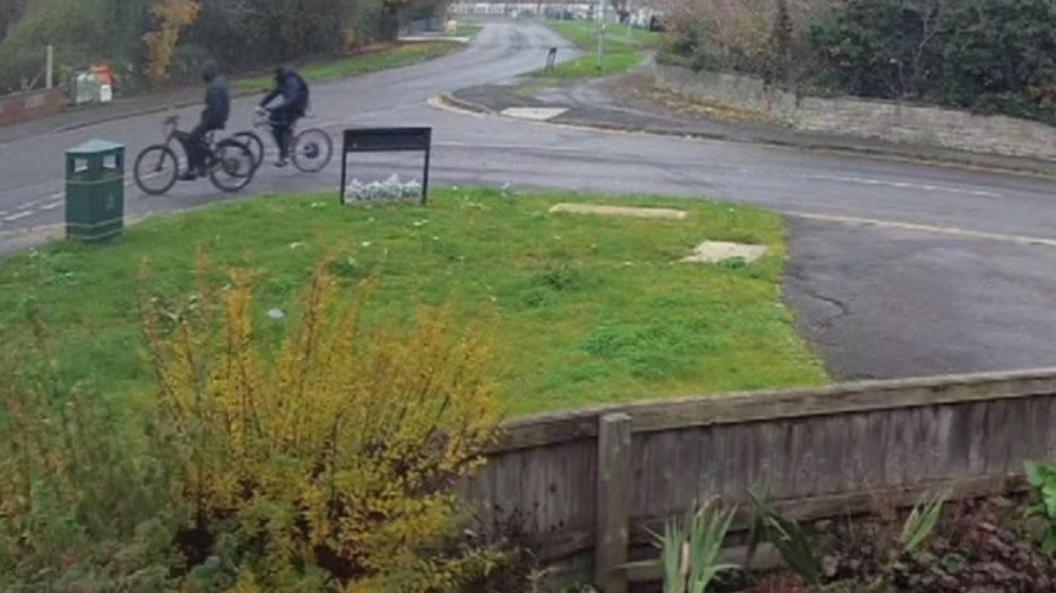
<box><xmin>541</xmin><ymin>52</ymin><xmax>645</xmax><ymax>79</ymax></box>
<box><xmin>534</xmin><ymin>20</ymin><xmax>665</xmax><ymax>79</ymax></box>
<box><xmin>234</xmin><ymin>41</ymin><xmax>461</xmax><ymax>92</ymax></box>
<box><xmin>550</xmin><ymin>20</ymin><xmax>665</xmax><ymax>52</ymax></box>
<box><xmin>450</xmin><ymin>20</ymin><xmax>483</xmax><ymax>38</ymax></box>
<box><xmin>0</xmin><ymin>188</ymin><xmax>825</xmax><ymax>416</ymax></box>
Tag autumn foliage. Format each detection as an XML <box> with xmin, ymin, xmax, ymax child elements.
<box><xmin>1</xmin><ymin>256</ymin><xmax>504</xmax><ymax>592</ymax></box>
<box><xmin>143</xmin><ymin>0</ymin><xmax>201</xmax><ymax>84</ymax></box>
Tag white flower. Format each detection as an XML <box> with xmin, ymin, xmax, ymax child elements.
<box><xmin>345</xmin><ymin>175</ymin><xmax>424</xmax><ymax>203</ymax></box>
<box><xmin>267</xmin><ymin>309</ymin><xmax>286</xmax><ymax>320</ymax></box>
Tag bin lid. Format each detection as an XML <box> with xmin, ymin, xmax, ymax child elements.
<box><xmin>67</xmin><ymin>139</ymin><xmax>124</xmax><ymax>156</ymax></box>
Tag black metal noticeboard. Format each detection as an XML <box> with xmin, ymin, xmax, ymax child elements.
<box><xmin>340</xmin><ymin>127</ymin><xmax>432</xmax><ymax>205</ymax></box>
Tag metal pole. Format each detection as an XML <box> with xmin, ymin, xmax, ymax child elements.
<box><xmin>46</xmin><ymin>45</ymin><xmax>54</xmax><ymax>89</ymax></box>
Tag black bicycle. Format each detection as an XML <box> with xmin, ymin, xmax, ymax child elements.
<box><xmin>233</xmin><ymin>110</ymin><xmax>333</xmax><ymax>174</ymax></box>
<box><xmin>134</xmin><ymin>115</ymin><xmax>257</xmax><ymax>196</ymax></box>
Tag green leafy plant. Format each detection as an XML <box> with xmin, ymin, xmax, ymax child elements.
<box><xmin>1026</xmin><ymin>461</ymin><xmax>1056</xmax><ymax>553</ymax></box>
<box><xmin>655</xmin><ymin>498</ymin><xmax>738</xmax><ymax>593</ymax></box>
<box><xmin>899</xmin><ymin>490</ymin><xmax>948</xmax><ymax>555</ymax></box>
<box><xmin>747</xmin><ymin>488</ymin><xmax>823</xmax><ymax>587</ymax></box>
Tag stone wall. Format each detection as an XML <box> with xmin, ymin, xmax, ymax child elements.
<box><xmin>656</xmin><ymin>64</ymin><xmax>1056</xmax><ymax>162</ymax></box>
<box><xmin>0</xmin><ymin>88</ymin><xmax>66</xmax><ymax>127</ymax></box>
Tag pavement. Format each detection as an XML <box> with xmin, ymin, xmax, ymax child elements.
<box><xmin>448</xmin><ymin>69</ymin><xmax>1056</xmax><ymax>178</ymax></box>
<box><xmin>4</xmin><ymin>20</ymin><xmax>1056</xmax><ymax>382</ymax></box>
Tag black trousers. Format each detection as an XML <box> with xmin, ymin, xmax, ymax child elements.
<box><xmin>177</xmin><ymin>122</ymin><xmax>216</xmax><ymax>172</ymax></box>
<box><xmin>269</xmin><ymin>109</ymin><xmax>302</xmax><ymax>159</ymax></box>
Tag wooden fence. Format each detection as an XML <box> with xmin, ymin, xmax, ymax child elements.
<box><xmin>459</xmin><ymin>369</ymin><xmax>1056</xmax><ymax>592</ymax></box>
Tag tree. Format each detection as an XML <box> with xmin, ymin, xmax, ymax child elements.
<box><xmin>0</xmin><ymin>0</ymin><xmax>32</xmax><ymax>42</ymax></box>
<box><xmin>810</xmin><ymin>0</ymin><xmax>1056</xmax><ymax>121</ymax></box>
<box><xmin>809</xmin><ymin>0</ymin><xmax>948</xmax><ymax>98</ymax></box>
<box><xmin>938</xmin><ymin>0</ymin><xmax>1056</xmax><ymax>118</ymax></box>
<box><xmin>143</xmin><ymin>0</ymin><xmax>201</xmax><ymax>84</ymax></box>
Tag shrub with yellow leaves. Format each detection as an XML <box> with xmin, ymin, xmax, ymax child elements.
<box><xmin>142</xmin><ymin>256</ymin><xmax>503</xmax><ymax>592</ymax></box>
<box><xmin>143</xmin><ymin>0</ymin><xmax>201</xmax><ymax>84</ymax></box>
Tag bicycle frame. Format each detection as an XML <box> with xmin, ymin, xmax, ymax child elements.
<box><xmin>162</xmin><ymin>115</ymin><xmax>218</xmax><ymax>162</ymax></box>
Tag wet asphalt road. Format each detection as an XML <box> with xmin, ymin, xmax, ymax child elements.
<box><xmin>2</xmin><ymin>20</ymin><xmax>1056</xmax><ymax>380</ymax></box>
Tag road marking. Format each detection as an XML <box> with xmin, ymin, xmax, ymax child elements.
<box><xmin>788</xmin><ymin>211</ymin><xmax>1056</xmax><ymax>247</ymax></box>
<box><xmin>17</xmin><ymin>199</ymin><xmax>42</xmax><ymax>211</ymax></box>
<box><xmin>40</xmin><ymin>200</ymin><xmax>63</xmax><ymax>211</ymax></box>
<box><xmin>804</xmin><ymin>174</ymin><xmax>1003</xmax><ymax>198</ymax></box>
<box><xmin>4</xmin><ymin>211</ymin><xmax>34</xmax><ymax>222</ymax></box>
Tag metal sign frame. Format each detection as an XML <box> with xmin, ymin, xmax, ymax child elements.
<box><xmin>340</xmin><ymin>127</ymin><xmax>432</xmax><ymax>205</ymax></box>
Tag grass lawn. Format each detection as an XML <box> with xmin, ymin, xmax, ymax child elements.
<box><xmin>537</xmin><ymin>20</ymin><xmax>665</xmax><ymax>79</ymax></box>
<box><xmin>450</xmin><ymin>20</ymin><xmax>483</xmax><ymax>38</ymax></box>
<box><xmin>0</xmin><ymin>189</ymin><xmax>825</xmax><ymax>416</ymax></box>
<box><xmin>234</xmin><ymin>41</ymin><xmax>461</xmax><ymax>92</ymax></box>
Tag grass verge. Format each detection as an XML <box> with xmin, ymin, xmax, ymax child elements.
<box><xmin>0</xmin><ymin>188</ymin><xmax>825</xmax><ymax>416</ymax></box>
<box><xmin>234</xmin><ymin>41</ymin><xmax>461</xmax><ymax>92</ymax></box>
<box><xmin>450</xmin><ymin>20</ymin><xmax>484</xmax><ymax>38</ymax></box>
<box><xmin>536</xmin><ymin>20</ymin><xmax>664</xmax><ymax>79</ymax></box>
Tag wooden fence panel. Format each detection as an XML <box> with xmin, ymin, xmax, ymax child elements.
<box><xmin>461</xmin><ymin>370</ymin><xmax>1056</xmax><ymax>592</ymax></box>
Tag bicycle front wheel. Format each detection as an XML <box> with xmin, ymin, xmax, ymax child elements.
<box><xmin>292</xmin><ymin>128</ymin><xmax>333</xmax><ymax>173</ymax></box>
<box><xmin>209</xmin><ymin>139</ymin><xmax>256</xmax><ymax>193</ymax></box>
<box><xmin>233</xmin><ymin>131</ymin><xmax>265</xmax><ymax>170</ymax></box>
<box><xmin>134</xmin><ymin>145</ymin><xmax>179</xmax><ymax>196</ymax></box>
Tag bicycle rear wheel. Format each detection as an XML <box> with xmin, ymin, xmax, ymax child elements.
<box><xmin>233</xmin><ymin>131</ymin><xmax>265</xmax><ymax>170</ymax></box>
<box><xmin>134</xmin><ymin>145</ymin><xmax>179</xmax><ymax>196</ymax></box>
<box><xmin>292</xmin><ymin>128</ymin><xmax>333</xmax><ymax>173</ymax></box>
<box><xmin>209</xmin><ymin>139</ymin><xmax>256</xmax><ymax>193</ymax></box>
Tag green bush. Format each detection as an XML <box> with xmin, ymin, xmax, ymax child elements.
<box><xmin>0</xmin><ymin>315</ymin><xmax>183</xmax><ymax>592</ymax></box>
<box><xmin>0</xmin><ymin>0</ymin><xmax>423</xmax><ymax>92</ymax></box>
<box><xmin>810</xmin><ymin>0</ymin><xmax>1056</xmax><ymax>122</ymax></box>
<box><xmin>0</xmin><ymin>0</ymin><xmax>150</xmax><ymax>93</ymax></box>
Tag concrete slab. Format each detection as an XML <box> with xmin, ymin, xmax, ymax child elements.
<box><xmin>548</xmin><ymin>203</ymin><xmax>688</xmax><ymax>220</ymax></box>
<box><xmin>501</xmin><ymin>107</ymin><xmax>569</xmax><ymax>121</ymax></box>
<box><xmin>681</xmin><ymin>241</ymin><xmax>768</xmax><ymax>264</ymax></box>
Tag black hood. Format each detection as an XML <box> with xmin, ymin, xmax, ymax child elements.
<box><xmin>201</xmin><ymin>60</ymin><xmax>221</xmax><ymax>83</ymax></box>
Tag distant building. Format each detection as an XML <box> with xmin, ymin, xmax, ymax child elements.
<box><xmin>450</xmin><ymin>1</ymin><xmax>662</xmax><ymax>26</ymax></box>
<box><xmin>451</xmin><ymin>2</ymin><xmax>593</xmax><ymax>19</ymax></box>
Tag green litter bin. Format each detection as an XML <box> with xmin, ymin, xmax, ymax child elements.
<box><xmin>66</xmin><ymin>139</ymin><xmax>125</xmax><ymax>242</ymax></box>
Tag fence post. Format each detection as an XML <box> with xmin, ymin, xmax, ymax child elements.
<box><xmin>595</xmin><ymin>413</ymin><xmax>632</xmax><ymax>593</ymax></box>
<box><xmin>46</xmin><ymin>45</ymin><xmax>54</xmax><ymax>90</ymax></box>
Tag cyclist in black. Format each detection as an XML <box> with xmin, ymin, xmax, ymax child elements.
<box><xmin>179</xmin><ymin>60</ymin><xmax>230</xmax><ymax>181</ymax></box>
<box><xmin>257</xmin><ymin>67</ymin><xmax>309</xmax><ymax>167</ymax></box>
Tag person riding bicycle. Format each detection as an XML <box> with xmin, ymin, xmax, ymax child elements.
<box><xmin>257</xmin><ymin>67</ymin><xmax>310</xmax><ymax>168</ymax></box>
<box><xmin>179</xmin><ymin>60</ymin><xmax>230</xmax><ymax>181</ymax></box>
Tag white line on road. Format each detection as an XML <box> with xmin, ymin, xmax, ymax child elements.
<box><xmin>788</xmin><ymin>211</ymin><xmax>1056</xmax><ymax>247</ymax></box>
<box><xmin>4</xmin><ymin>211</ymin><xmax>35</xmax><ymax>223</ymax></box>
<box><xmin>39</xmin><ymin>200</ymin><xmax>63</xmax><ymax>211</ymax></box>
<box><xmin>804</xmin><ymin>174</ymin><xmax>1003</xmax><ymax>198</ymax></box>
<box><xmin>17</xmin><ymin>199</ymin><xmax>43</xmax><ymax>211</ymax></box>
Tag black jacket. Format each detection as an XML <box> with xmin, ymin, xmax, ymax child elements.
<box><xmin>261</xmin><ymin>71</ymin><xmax>309</xmax><ymax>115</ymax></box>
<box><xmin>201</xmin><ymin>74</ymin><xmax>230</xmax><ymax>130</ymax></box>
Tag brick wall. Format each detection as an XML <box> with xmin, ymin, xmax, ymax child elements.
<box><xmin>0</xmin><ymin>88</ymin><xmax>67</xmax><ymax>127</ymax></box>
<box><xmin>656</xmin><ymin>65</ymin><xmax>1056</xmax><ymax>162</ymax></box>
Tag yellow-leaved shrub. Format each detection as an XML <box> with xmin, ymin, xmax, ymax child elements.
<box><xmin>143</xmin><ymin>0</ymin><xmax>201</xmax><ymax>84</ymax></box>
<box><xmin>142</xmin><ymin>257</ymin><xmax>503</xmax><ymax>591</ymax></box>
